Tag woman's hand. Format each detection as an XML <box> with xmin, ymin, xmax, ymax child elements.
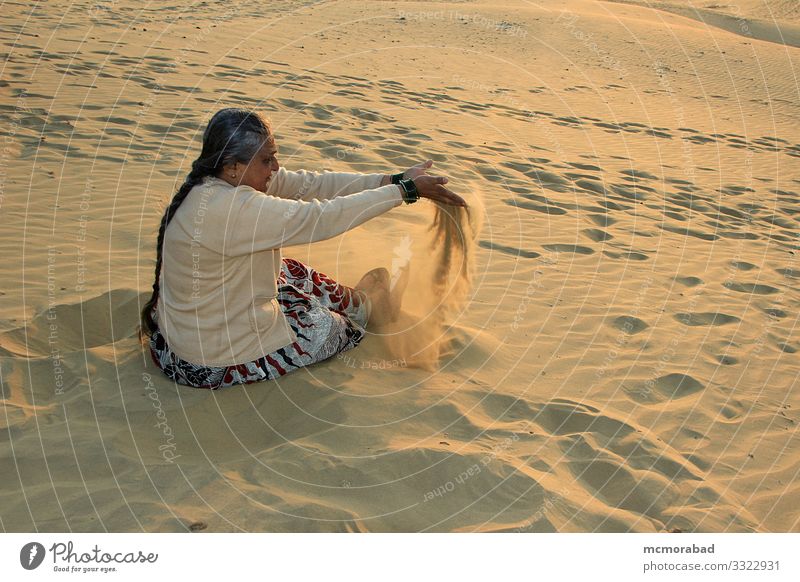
<box><xmin>401</xmin><ymin>159</ymin><xmax>467</xmax><ymax>207</ymax></box>
<box><xmin>403</xmin><ymin>159</ymin><xmax>436</xmax><ymax>180</ymax></box>
<box><xmin>412</xmin><ymin>175</ymin><xmax>467</xmax><ymax>207</ymax></box>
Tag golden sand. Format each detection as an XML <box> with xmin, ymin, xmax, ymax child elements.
<box><xmin>0</xmin><ymin>0</ymin><xmax>798</xmax><ymax>532</ymax></box>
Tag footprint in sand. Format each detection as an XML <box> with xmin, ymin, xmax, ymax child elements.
<box><xmin>594</xmin><ymin>121</ymin><xmax>624</xmax><ymax>133</ymax></box>
<box><xmin>723</xmin><ymin>281</ymin><xmax>780</xmax><ymax>295</ymax></box>
<box><xmin>609</xmin><ymin>316</ymin><xmax>649</xmax><ymax>334</ymax></box>
<box><xmin>719</xmin><ymin>185</ymin><xmax>755</xmax><ymax>196</ymax></box>
<box><xmin>714</xmin><ymin>354</ymin><xmax>738</xmax><ymax>365</ymax></box>
<box><xmin>566</xmin><ymin>172</ymin><xmax>600</xmax><ymax>182</ymax></box>
<box><xmin>718</xmin><ymin>399</ymin><xmax>748</xmax><ymax>422</ymax></box>
<box><xmin>604</xmin><ymin>250</ymin><xmax>649</xmax><ymax>261</ymax></box>
<box><xmin>674</xmin><ymin>312</ymin><xmax>741</xmax><ymax>326</ymax></box>
<box><xmin>667</xmin><ymin>191</ymin><xmax>712</xmax><ymax>211</ymax></box>
<box><xmin>666</xmin><ymin>177</ymin><xmax>695</xmax><ymax>186</ymax></box>
<box><xmin>532</xmin><ymin>399</ymin><xmax>638</xmax><ymax>441</ymax></box>
<box><xmin>624</xmin><ymin>373</ymin><xmax>705</xmax><ymax>405</ymax></box>
<box><xmin>477</xmin><ymin>240</ymin><xmax>540</xmax><ymax>259</ymax></box>
<box><xmin>684</xmin><ymin>134</ymin><xmax>717</xmax><ymax>145</ymax></box>
<box><xmin>718</xmin><ymin>230</ymin><xmax>759</xmax><ymax>240</ymax></box>
<box><xmin>582</xmin><ymin>228</ymin><xmax>613</xmax><ymax>242</ymax></box>
<box><xmin>611</xmin><ymin>183</ymin><xmax>651</xmax><ymax>201</ymax></box>
<box><xmin>730</xmin><ymin>260</ymin><xmax>758</xmax><ymax>271</ymax></box>
<box><xmin>776</xmin><ymin>267</ymin><xmax>799</xmax><ymax>280</ymax></box>
<box><xmin>553</xmin><ymin>115</ymin><xmax>584</xmax><ymax>127</ymax></box>
<box><xmin>673</xmin><ymin>183</ymin><xmax>701</xmax><ymax>193</ymax></box>
<box><xmin>588</xmin><ymin>214</ymin><xmax>616</xmax><ymax>227</ymax></box>
<box><xmin>505</xmin><ymin>198</ymin><xmax>568</xmax><ymax>216</ymax></box>
<box><xmin>567</xmin><ymin>455</ymin><xmax>675</xmax><ymax>518</ymax></box>
<box><xmin>598</xmin><ymin>199</ymin><xmax>629</xmax><ymax>212</ymax></box>
<box><xmin>671</xmin><ymin>426</ymin><xmax>712</xmax><ymax>450</ymax></box>
<box><xmin>542</xmin><ymin>243</ymin><xmax>594</xmax><ymax>255</ymax></box>
<box><xmin>763</xmin><ymin>307</ymin><xmax>787</xmax><ymax>318</ymax></box>
<box><xmin>302</xmin><ymin>121</ymin><xmax>335</xmax><ymax>132</ymax></box>
<box><xmin>540</xmin><ymin>401</ymin><xmax>708</xmax><ymax>523</ymax></box>
<box><xmin>567</xmin><ymin>161</ymin><xmax>602</xmax><ymax>172</ymax></box>
<box><xmin>620</xmin><ymin>168</ymin><xmax>658</xmax><ymax>181</ymax></box>
<box><xmin>526</xmin><ymin>169</ymin><xmax>573</xmax><ymax>193</ymax></box>
<box><xmin>575</xmin><ymin>179</ymin><xmax>608</xmax><ymax>196</ymax></box>
<box><xmin>660</xmin><ymin>224</ymin><xmax>719</xmax><ymax>241</ymax></box>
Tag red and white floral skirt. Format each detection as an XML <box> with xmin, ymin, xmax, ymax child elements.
<box><xmin>148</xmin><ymin>258</ymin><xmax>370</xmax><ymax>389</ymax></box>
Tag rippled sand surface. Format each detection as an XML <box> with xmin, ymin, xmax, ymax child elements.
<box><xmin>0</xmin><ymin>0</ymin><xmax>798</xmax><ymax>532</ymax></box>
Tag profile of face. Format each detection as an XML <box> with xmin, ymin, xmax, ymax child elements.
<box><xmin>221</xmin><ymin>138</ymin><xmax>279</xmax><ymax>192</ymax></box>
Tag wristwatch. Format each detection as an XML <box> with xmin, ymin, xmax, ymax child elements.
<box><xmin>398</xmin><ymin>178</ymin><xmax>419</xmax><ymax>204</ymax></box>
<box><xmin>390</xmin><ymin>172</ymin><xmax>405</xmax><ymax>185</ymax></box>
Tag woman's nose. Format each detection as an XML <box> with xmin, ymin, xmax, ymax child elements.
<box><xmin>271</xmin><ymin>157</ymin><xmax>280</xmax><ymax>171</ymax></box>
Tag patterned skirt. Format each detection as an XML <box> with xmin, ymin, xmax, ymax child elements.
<box><xmin>148</xmin><ymin>258</ymin><xmax>371</xmax><ymax>389</ymax></box>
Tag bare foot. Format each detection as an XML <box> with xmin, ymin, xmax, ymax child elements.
<box><xmin>355</xmin><ymin>267</ymin><xmax>390</xmax><ymax>293</ymax></box>
<box><xmin>356</xmin><ymin>268</ymin><xmax>392</xmax><ymax>327</ymax></box>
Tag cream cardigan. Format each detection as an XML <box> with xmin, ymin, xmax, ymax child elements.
<box><xmin>156</xmin><ymin>167</ymin><xmax>404</xmax><ymax>366</ymax></box>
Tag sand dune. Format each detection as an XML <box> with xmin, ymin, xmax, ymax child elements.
<box><xmin>0</xmin><ymin>0</ymin><xmax>798</xmax><ymax>532</ymax></box>
<box><xmin>606</xmin><ymin>0</ymin><xmax>800</xmax><ymax>47</ymax></box>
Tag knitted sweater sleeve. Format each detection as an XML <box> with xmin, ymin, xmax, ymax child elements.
<box><xmin>224</xmin><ymin>183</ymin><xmax>404</xmax><ymax>255</ymax></box>
<box><xmin>265</xmin><ymin>167</ymin><xmax>385</xmax><ymax>201</ymax></box>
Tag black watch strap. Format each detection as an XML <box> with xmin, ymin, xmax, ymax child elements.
<box><xmin>390</xmin><ymin>172</ymin><xmax>405</xmax><ymax>185</ymax></box>
<box><xmin>398</xmin><ymin>178</ymin><xmax>419</xmax><ymax>204</ymax></box>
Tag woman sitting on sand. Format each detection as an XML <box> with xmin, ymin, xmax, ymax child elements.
<box><xmin>140</xmin><ymin>108</ymin><xmax>466</xmax><ymax>389</ymax></box>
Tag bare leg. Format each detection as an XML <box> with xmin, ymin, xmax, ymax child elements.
<box><xmin>355</xmin><ymin>266</ymin><xmax>409</xmax><ymax>326</ymax></box>
<box><xmin>355</xmin><ymin>268</ymin><xmax>391</xmax><ymax>326</ymax></box>
<box><xmin>356</xmin><ymin>267</ymin><xmax>391</xmax><ymax>292</ymax></box>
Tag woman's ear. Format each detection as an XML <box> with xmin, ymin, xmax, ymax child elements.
<box><xmin>220</xmin><ymin>161</ymin><xmax>239</xmax><ymax>179</ymax></box>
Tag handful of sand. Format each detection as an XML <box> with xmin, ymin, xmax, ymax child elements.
<box><xmin>368</xmin><ymin>189</ymin><xmax>484</xmax><ymax>371</ymax></box>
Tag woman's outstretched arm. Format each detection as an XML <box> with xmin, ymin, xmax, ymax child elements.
<box><xmin>266</xmin><ymin>160</ymin><xmax>443</xmax><ymax>200</ymax></box>
<box><xmin>224</xmin><ymin>182</ymin><xmax>405</xmax><ymax>255</ymax></box>
<box><xmin>265</xmin><ymin>166</ymin><xmax>386</xmax><ymax>201</ymax></box>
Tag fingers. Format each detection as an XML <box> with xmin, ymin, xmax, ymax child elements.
<box><xmin>414</xmin><ymin>175</ymin><xmax>467</xmax><ymax>207</ymax></box>
<box><xmin>450</xmin><ymin>195</ymin><xmax>468</xmax><ymax>208</ymax></box>
<box><xmin>438</xmin><ymin>186</ymin><xmax>467</xmax><ymax>207</ymax></box>
<box><xmin>416</xmin><ymin>174</ymin><xmax>448</xmax><ymax>187</ymax></box>
<box><xmin>406</xmin><ymin>159</ymin><xmax>434</xmax><ymax>179</ymax></box>
<box><xmin>446</xmin><ymin>188</ymin><xmax>468</xmax><ymax>207</ymax></box>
